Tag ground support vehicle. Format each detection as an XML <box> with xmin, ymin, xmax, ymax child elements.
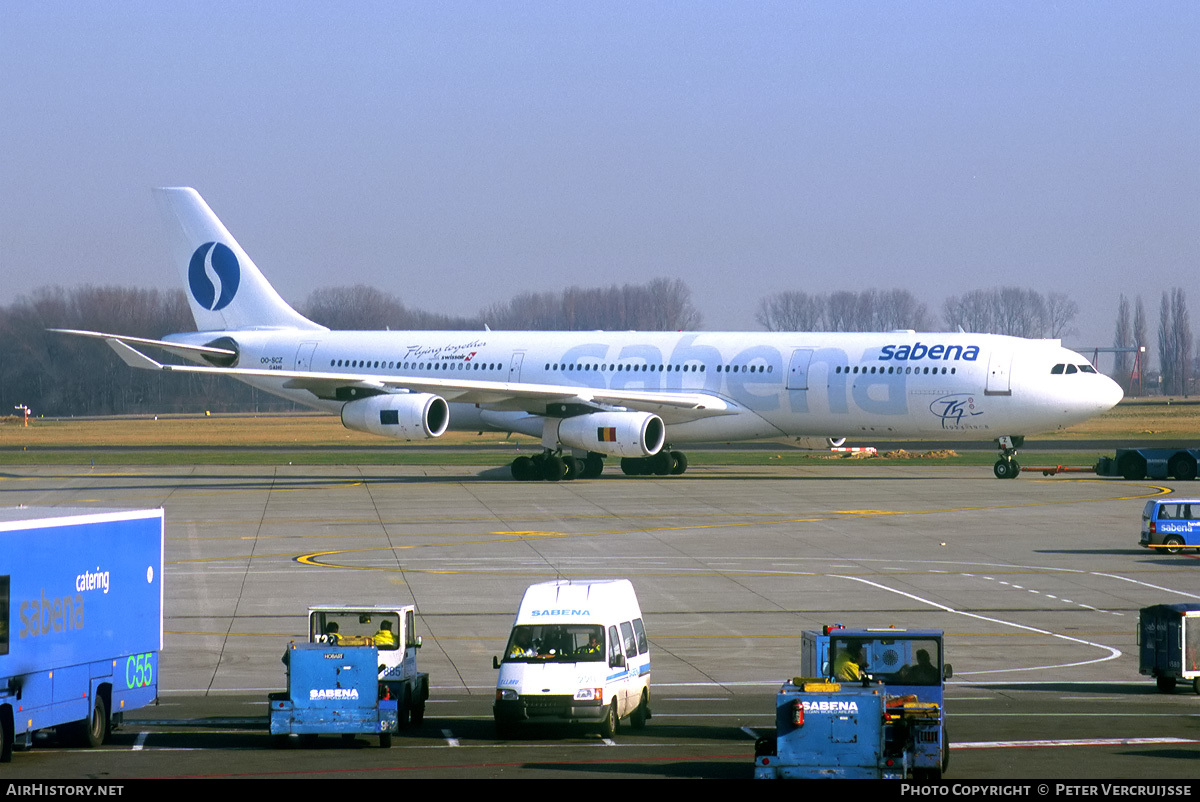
<box><xmin>307</xmin><ymin>605</ymin><xmax>428</xmax><ymax>725</ymax></box>
<box><xmin>269</xmin><ymin>642</ymin><xmax>399</xmax><ymax>746</ymax></box>
<box><xmin>754</xmin><ymin>678</ymin><xmax>945</xmax><ymax>779</ymax></box>
<box><xmin>754</xmin><ymin>625</ymin><xmax>949</xmax><ymax>779</ymax></box>
<box><xmin>1095</xmin><ymin>447</ymin><xmax>1200</xmax><ymax>481</ymax></box>
<box><xmin>1138</xmin><ymin>604</ymin><xmax>1200</xmax><ymax>694</ymax></box>
<box><xmin>0</xmin><ymin>507</ymin><xmax>164</xmax><ymax>762</ymax></box>
<box><xmin>493</xmin><ymin>579</ymin><xmax>650</xmax><ymax>738</ymax></box>
<box><xmin>1139</xmin><ymin>499</ymin><xmax>1200</xmax><ymax>553</ymax></box>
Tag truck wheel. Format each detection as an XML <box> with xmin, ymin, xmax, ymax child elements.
<box><xmin>398</xmin><ymin>689</ymin><xmax>412</xmax><ymax>727</ymax></box>
<box><xmin>942</xmin><ymin>725</ymin><xmax>950</xmax><ymax>773</ymax></box>
<box><xmin>78</xmin><ymin>694</ymin><xmax>108</xmax><ymax>748</ymax></box>
<box><xmin>1169</xmin><ymin>454</ymin><xmax>1198</xmax><ymax>481</ymax></box>
<box><xmin>630</xmin><ymin>691</ymin><xmax>648</xmax><ymax>729</ymax></box>
<box><xmin>1120</xmin><ymin>454</ymin><xmax>1146</xmax><ymax>481</ymax></box>
<box><xmin>379</xmin><ymin>732</ymin><xmax>392</xmax><ymax>749</ymax></box>
<box><xmin>1157</xmin><ymin>675</ymin><xmax>1177</xmax><ymax>693</ymax></box>
<box><xmin>0</xmin><ymin>709</ymin><xmax>11</xmax><ymax>763</ymax></box>
<box><xmin>1194</xmin><ymin>677</ymin><xmax>1200</xmax><ymax>695</ymax></box>
<box><xmin>1164</xmin><ymin>536</ymin><xmax>1185</xmax><ymax>555</ymax></box>
<box><xmin>599</xmin><ymin>700</ymin><xmax>618</xmax><ymax>739</ymax></box>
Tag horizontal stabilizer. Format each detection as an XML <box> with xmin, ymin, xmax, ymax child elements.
<box><xmin>48</xmin><ymin>328</ymin><xmax>237</xmax><ymax>359</ymax></box>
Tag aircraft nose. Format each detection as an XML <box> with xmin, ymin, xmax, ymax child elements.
<box><xmin>1096</xmin><ymin>373</ymin><xmax>1124</xmax><ymax>412</ymax></box>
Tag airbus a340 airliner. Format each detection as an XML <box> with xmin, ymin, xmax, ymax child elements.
<box><xmin>55</xmin><ymin>188</ymin><xmax>1123</xmax><ymax>481</ymax></box>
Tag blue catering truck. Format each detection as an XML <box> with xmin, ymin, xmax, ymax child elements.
<box><xmin>0</xmin><ymin>507</ymin><xmax>164</xmax><ymax>762</ymax></box>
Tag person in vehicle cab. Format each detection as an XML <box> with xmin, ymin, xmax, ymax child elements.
<box><xmin>373</xmin><ymin>620</ymin><xmax>396</xmax><ymax>648</ymax></box>
<box><xmin>833</xmin><ymin>640</ymin><xmax>867</xmax><ymax>681</ymax></box>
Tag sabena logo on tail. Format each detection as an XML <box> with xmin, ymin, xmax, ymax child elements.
<box><xmin>188</xmin><ymin>242</ymin><xmax>241</xmax><ymax>311</ymax></box>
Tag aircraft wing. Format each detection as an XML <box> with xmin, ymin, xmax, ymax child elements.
<box><xmin>66</xmin><ymin>331</ymin><xmax>740</xmax><ymax>423</ymax></box>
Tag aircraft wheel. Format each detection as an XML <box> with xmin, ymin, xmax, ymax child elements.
<box><xmin>669</xmin><ymin>451</ymin><xmax>688</xmax><ymax>475</ymax></box>
<box><xmin>581</xmin><ymin>453</ymin><xmax>604</xmax><ymax>478</ymax></box>
<box><xmin>511</xmin><ymin>456</ymin><xmax>536</xmax><ymax>481</ymax></box>
<box><xmin>993</xmin><ymin>459</ymin><xmax>1015</xmax><ymax>479</ymax></box>
<box><xmin>650</xmin><ymin>452</ymin><xmax>673</xmax><ymax>476</ymax></box>
<box><xmin>621</xmin><ymin>457</ymin><xmax>646</xmax><ymax>476</ymax></box>
<box><xmin>562</xmin><ymin>456</ymin><xmax>580</xmax><ymax>481</ymax></box>
<box><xmin>541</xmin><ymin>455</ymin><xmax>566</xmax><ymax>482</ymax></box>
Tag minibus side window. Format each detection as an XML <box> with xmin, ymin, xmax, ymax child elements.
<box><xmin>608</xmin><ymin>626</ymin><xmax>621</xmax><ymax>663</ymax></box>
<box><xmin>621</xmin><ymin>621</ymin><xmax>637</xmax><ymax>658</ymax></box>
<box><xmin>633</xmin><ymin>618</ymin><xmax>647</xmax><ymax>654</ymax></box>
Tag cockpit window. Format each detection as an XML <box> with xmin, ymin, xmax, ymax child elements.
<box><xmin>1065</xmin><ymin>364</ymin><xmax>1078</xmax><ymax>374</ymax></box>
<box><xmin>1079</xmin><ymin>364</ymin><xmax>1096</xmax><ymax>373</ymax></box>
<box><xmin>1051</xmin><ymin>364</ymin><xmax>1064</xmax><ymax>374</ymax></box>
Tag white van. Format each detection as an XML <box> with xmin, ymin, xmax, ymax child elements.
<box><xmin>493</xmin><ymin>579</ymin><xmax>650</xmax><ymax>737</ymax></box>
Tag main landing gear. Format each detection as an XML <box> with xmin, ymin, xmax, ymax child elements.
<box><xmin>511</xmin><ymin>451</ymin><xmax>605</xmax><ymax>482</ymax></box>
<box><xmin>620</xmin><ymin>450</ymin><xmax>688</xmax><ymax>477</ymax></box>
<box><xmin>509</xmin><ymin>449</ymin><xmax>691</xmax><ymax>480</ymax></box>
<box><xmin>993</xmin><ymin>435</ymin><xmax>1025</xmax><ymax>479</ymax></box>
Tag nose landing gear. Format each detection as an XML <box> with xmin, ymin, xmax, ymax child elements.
<box><xmin>993</xmin><ymin>435</ymin><xmax>1024</xmax><ymax>479</ymax></box>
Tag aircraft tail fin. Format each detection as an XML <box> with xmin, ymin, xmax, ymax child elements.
<box><xmin>153</xmin><ymin>187</ymin><xmax>325</xmax><ymax>332</ymax></box>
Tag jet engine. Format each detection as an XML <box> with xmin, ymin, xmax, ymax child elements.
<box><xmin>556</xmin><ymin>411</ymin><xmax>666</xmax><ymax>458</ymax></box>
<box><xmin>340</xmin><ymin>393</ymin><xmax>450</xmax><ymax>440</ymax></box>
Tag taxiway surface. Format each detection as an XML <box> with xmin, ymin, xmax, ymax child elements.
<box><xmin>2</xmin><ymin>462</ymin><xmax>1197</xmax><ymax>779</ymax></box>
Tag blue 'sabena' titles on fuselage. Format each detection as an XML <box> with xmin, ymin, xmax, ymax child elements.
<box><xmin>879</xmin><ymin>343</ymin><xmax>980</xmax><ymax>362</ymax></box>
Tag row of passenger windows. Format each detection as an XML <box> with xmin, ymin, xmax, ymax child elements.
<box><xmin>544</xmin><ymin>363</ymin><xmax>774</xmax><ymax>373</ymax></box>
<box><xmin>331</xmin><ymin>359</ymin><xmax>503</xmax><ymax>371</ymax></box>
<box><xmin>1050</xmin><ymin>363</ymin><xmax>1097</xmax><ymax>374</ymax></box>
<box><xmin>329</xmin><ymin>357</ymin><xmax>966</xmax><ymax>377</ymax></box>
<box><xmin>835</xmin><ymin>365</ymin><xmax>957</xmax><ymax>375</ymax></box>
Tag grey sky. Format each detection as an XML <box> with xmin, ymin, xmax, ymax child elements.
<box><xmin>2</xmin><ymin>2</ymin><xmax>1197</xmax><ymax>361</ymax></box>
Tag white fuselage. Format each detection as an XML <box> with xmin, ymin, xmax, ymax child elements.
<box><xmin>178</xmin><ymin>328</ymin><xmax>1122</xmax><ymax>444</ymax></box>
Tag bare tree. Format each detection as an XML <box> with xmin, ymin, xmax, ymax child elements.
<box><xmin>1045</xmin><ymin>292</ymin><xmax>1079</xmax><ymax>339</ymax></box>
<box><xmin>757</xmin><ymin>289</ymin><xmax>930</xmax><ymax>332</ymax></box>
<box><xmin>755</xmin><ymin>291</ymin><xmax>822</xmax><ymax>332</ymax></box>
<box><xmin>1158</xmin><ymin>288</ymin><xmax>1192</xmax><ymax>396</ymax></box>
<box><xmin>304</xmin><ymin>285</ymin><xmax>481</xmax><ymax>330</ymax></box>
<box><xmin>484</xmin><ymin>278</ymin><xmax>701</xmax><ymax>331</ymax></box>
<box><xmin>1113</xmin><ymin>294</ymin><xmax>1132</xmax><ymax>391</ymax></box>
<box><xmin>943</xmin><ymin>287</ymin><xmax>1076</xmax><ymax>338</ymax></box>
<box><xmin>1134</xmin><ymin>296</ymin><xmax>1149</xmax><ymax>386</ymax></box>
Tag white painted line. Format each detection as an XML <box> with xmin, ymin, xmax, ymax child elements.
<box><xmin>132</xmin><ymin>731</ymin><xmax>149</xmax><ymax>751</ymax></box>
<box><xmin>831</xmin><ymin>574</ymin><xmax>1122</xmax><ymax>674</ymax></box>
<box><xmin>440</xmin><ymin>728</ymin><xmax>459</xmax><ymax>747</ymax></box>
<box><xmin>955</xmin><ymin>737</ymin><xmax>1197</xmax><ymax>749</ymax></box>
